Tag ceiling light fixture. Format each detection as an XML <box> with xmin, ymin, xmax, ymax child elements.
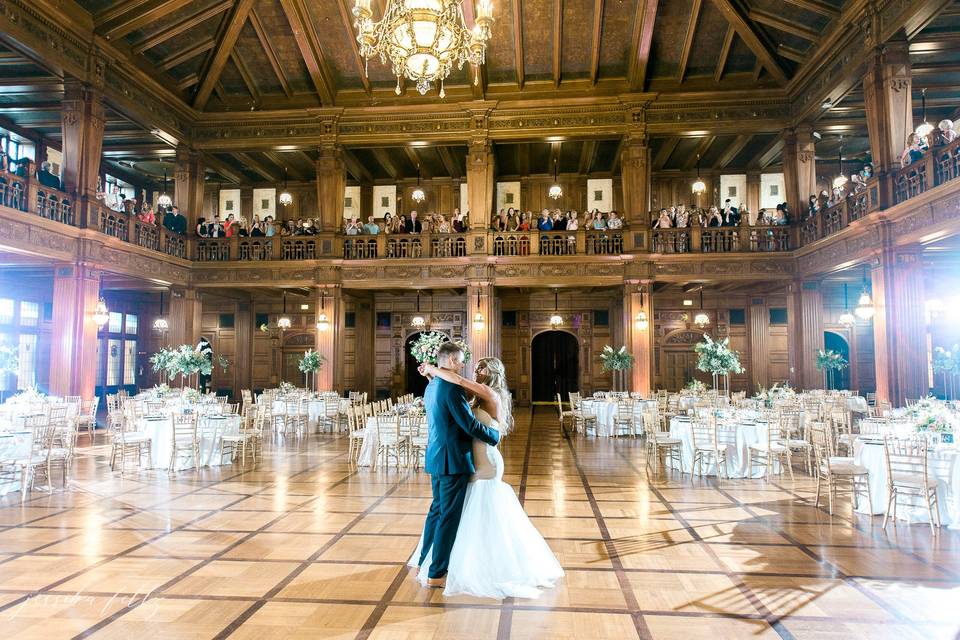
<box><xmin>549</xmin><ymin>290</ymin><xmax>563</xmax><ymax>329</ymax></box>
<box><xmin>153</xmin><ymin>290</ymin><xmax>169</xmax><ymax>331</ymax></box>
<box><xmin>691</xmin><ymin>153</ymin><xmax>706</xmax><ymax>197</ymax></box>
<box><xmin>279</xmin><ymin>167</ymin><xmax>293</xmax><ymax>207</ymax></box>
<box><xmin>412</xmin><ymin>163</ymin><xmax>425</xmax><ymax>203</ymax></box>
<box><xmin>411</xmin><ymin>290</ymin><xmax>426</xmax><ymax>330</ymax></box>
<box><xmin>277</xmin><ymin>290</ymin><xmax>292</xmax><ymax>331</ymax></box>
<box><xmin>634</xmin><ymin>288</ymin><xmax>649</xmax><ymax>331</ymax></box>
<box><xmin>316</xmin><ymin>291</ymin><xmax>330</xmax><ymax>332</ymax></box>
<box><xmin>157</xmin><ymin>169</ymin><xmax>172</xmax><ymax>208</ymax></box>
<box><xmin>854</xmin><ymin>267</ymin><xmax>875</xmax><ymax>321</ymax></box>
<box><xmin>472</xmin><ymin>288</ymin><xmax>485</xmax><ymax>330</ymax></box>
<box><xmin>352</xmin><ymin>0</ymin><xmax>494</xmax><ymax>97</ymax></box>
<box><xmin>693</xmin><ymin>289</ymin><xmax>710</xmax><ymax>329</ymax></box>
<box><xmin>832</xmin><ymin>136</ymin><xmax>848</xmax><ymax>189</ymax></box>
<box><xmin>548</xmin><ymin>148</ymin><xmax>562</xmax><ymax>200</ymax></box>
<box><xmin>838</xmin><ymin>283</ymin><xmax>856</xmax><ymax>327</ymax></box>
<box><xmin>916</xmin><ymin>87</ymin><xmax>934</xmax><ymax>139</ymax></box>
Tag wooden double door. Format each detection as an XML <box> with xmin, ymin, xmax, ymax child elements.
<box><xmin>660</xmin><ymin>349</ymin><xmax>710</xmax><ymax>391</ymax></box>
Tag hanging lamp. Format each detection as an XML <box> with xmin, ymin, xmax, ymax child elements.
<box><xmin>855</xmin><ymin>267</ymin><xmax>875</xmax><ymax>320</ymax></box>
<box><xmin>412</xmin><ymin>164</ymin><xmax>425</xmax><ymax>203</ymax></box>
<box><xmin>838</xmin><ymin>282</ymin><xmax>856</xmax><ymax>327</ymax></box>
<box><xmin>549</xmin><ymin>290</ymin><xmax>563</xmax><ymax>328</ymax></box>
<box><xmin>548</xmin><ymin>147</ymin><xmax>562</xmax><ymax>199</ymax></box>
<box><xmin>691</xmin><ymin>153</ymin><xmax>706</xmax><ymax>196</ymax></box>
<box><xmin>153</xmin><ymin>290</ymin><xmax>169</xmax><ymax>331</ymax></box>
<box><xmin>472</xmin><ymin>287</ymin><xmax>485</xmax><ymax>330</ymax></box>
<box><xmin>411</xmin><ymin>290</ymin><xmax>426</xmax><ymax>329</ymax></box>
<box><xmin>916</xmin><ymin>88</ymin><xmax>934</xmax><ymax>139</ymax></box>
<box><xmin>157</xmin><ymin>169</ymin><xmax>172</xmax><ymax>208</ymax></box>
<box><xmin>277</xmin><ymin>290</ymin><xmax>292</xmax><ymax>330</ymax></box>
<box><xmin>634</xmin><ymin>287</ymin><xmax>649</xmax><ymax>331</ymax></box>
<box><xmin>832</xmin><ymin>136</ymin><xmax>848</xmax><ymax>189</ymax></box>
<box><xmin>316</xmin><ymin>290</ymin><xmax>330</xmax><ymax>332</ymax></box>
<box><xmin>278</xmin><ymin>167</ymin><xmax>293</xmax><ymax>207</ymax></box>
<box><xmin>693</xmin><ymin>289</ymin><xmax>709</xmax><ymax>328</ymax></box>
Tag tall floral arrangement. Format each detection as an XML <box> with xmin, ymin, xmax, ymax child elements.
<box><xmin>298</xmin><ymin>349</ymin><xmax>325</xmax><ymax>391</ymax></box>
<box><xmin>815</xmin><ymin>349</ymin><xmax>848</xmax><ymax>390</ymax></box>
<box><xmin>932</xmin><ymin>345</ymin><xmax>960</xmax><ymax>400</ymax></box>
<box><xmin>409</xmin><ymin>331</ymin><xmax>471</xmax><ymax>365</ymax></box>
<box><xmin>150</xmin><ymin>344</ymin><xmax>226</xmax><ymax>388</ymax></box>
<box><xmin>600</xmin><ymin>345</ymin><xmax>634</xmax><ymax>372</ymax></box>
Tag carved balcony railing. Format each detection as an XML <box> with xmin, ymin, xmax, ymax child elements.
<box><xmin>651</xmin><ymin>224</ymin><xmax>792</xmax><ymax>254</ymax></box>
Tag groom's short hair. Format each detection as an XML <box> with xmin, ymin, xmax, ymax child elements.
<box><xmin>437</xmin><ymin>341</ymin><xmax>464</xmax><ymax>363</ymax></box>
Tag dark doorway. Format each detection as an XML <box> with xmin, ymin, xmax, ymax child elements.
<box><xmin>823</xmin><ymin>331</ymin><xmax>851</xmax><ymax>390</ymax></box>
<box><xmin>405</xmin><ymin>332</ymin><xmax>430</xmax><ymax>398</ymax></box>
<box><xmin>531</xmin><ymin>331</ymin><xmax>579</xmax><ymax>402</ymax></box>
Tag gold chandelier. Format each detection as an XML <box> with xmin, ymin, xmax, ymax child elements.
<box><xmin>352</xmin><ymin>0</ymin><xmax>495</xmax><ymax>97</ymax></box>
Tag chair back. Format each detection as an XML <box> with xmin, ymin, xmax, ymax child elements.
<box><xmin>883</xmin><ymin>435</ymin><xmax>931</xmax><ymax>489</ymax></box>
<box><xmin>172</xmin><ymin>414</ymin><xmax>197</xmax><ymax>444</ymax></box>
<box><xmin>691</xmin><ymin>416</ymin><xmax>719</xmax><ymax>450</ymax></box>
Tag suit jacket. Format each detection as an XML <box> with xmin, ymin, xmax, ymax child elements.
<box><xmin>405</xmin><ymin>219</ymin><xmax>423</xmax><ymax>233</ymax></box>
<box><xmin>424</xmin><ymin>377</ymin><xmax>500</xmax><ymax>476</ymax></box>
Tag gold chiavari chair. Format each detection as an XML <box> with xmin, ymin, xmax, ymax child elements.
<box><xmin>347</xmin><ymin>406</ymin><xmax>368</xmax><ymax>465</ymax></box>
<box><xmin>221</xmin><ymin>406</ymin><xmax>261</xmax><ymax>466</ymax></box>
<box><xmin>612</xmin><ymin>399</ymin><xmax>637</xmax><ymax>437</ymax></box>
<box><xmin>317</xmin><ymin>399</ymin><xmax>341</xmax><ymax>433</ymax></box>
<box><xmin>691</xmin><ymin>416</ymin><xmax>728</xmax><ymax>480</ymax></box>
<box><xmin>642</xmin><ymin>411</ymin><xmax>683</xmax><ymax>474</ymax></box>
<box><xmin>169</xmin><ymin>414</ymin><xmax>199</xmax><ymax>473</ymax></box>
<box><xmin>376</xmin><ymin>412</ymin><xmax>408</xmax><ymax>469</ymax></box>
<box><xmin>555</xmin><ymin>393</ymin><xmax>575</xmax><ymax>436</ymax></box>
<box><xmin>883</xmin><ymin>435</ymin><xmax>941</xmax><ymax>535</ymax></box>
<box><xmin>748</xmin><ymin>416</ymin><xmax>792</xmax><ymax>480</ymax></box>
<box><xmin>811</xmin><ymin>425</ymin><xmax>870</xmax><ymax>516</ymax></box>
<box><xmin>780</xmin><ymin>409</ymin><xmax>813</xmax><ymax>476</ymax></box>
<box><xmin>281</xmin><ymin>398</ymin><xmax>307</xmax><ymax>437</ymax></box>
<box><xmin>109</xmin><ymin>411</ymin><xmax>152</xmax><ymax>474</ymax></box>
<box><xmin>75</xmin><ymin>396</ymin><xmax>99</xmax><ymax>441</ymax></box>
<box><xmin>568</xmin><ymin>393</ymin><xmax>597</xmax><ymax>436</ymax></box>
<box><xmin>406</xmin><ymin>414</ymin><xmax>428</xmax><ymax>470</ymax></box>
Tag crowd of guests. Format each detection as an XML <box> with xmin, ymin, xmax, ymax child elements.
<box><xmin>1</xmin><ymin>153</ymin><xmax>62</xmax><ymax>190</ymax></box>
<box><xmin>651</xmin><ymin>199</ymin><xmax>793</xmax><ymax>228</ymax></box>
<box><xmin>901</xmin><ymin>119</ymin><xmax>958</xmax><ymax>168</ymax></box>
<box><xmin>343</xmin><ymin>209</ymin><xmax>468</xmax><ymax>235</ymax></box>
<box><xmin>491</xmin><ymin>208</ymin><xmax>624</xmax><ymax>232</ymax></box>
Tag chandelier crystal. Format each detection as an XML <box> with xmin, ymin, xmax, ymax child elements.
<box><xmin>353</xmin><ymin>0</ymin><xmax>494</xmax><ymax>97</ymax></box>
<box><xmin>855</xmin><ymin>290</ymin><xmax>875</xmax><ymax>320</ymax></box>
<box><xmin>838</xmin><ymin>311</ymin><xmax>856</xmax><ymax>326</ymax></box>
<box><xmin>93</xmin><ymin>299</ymin><xmax>110</xmax><ymax>328</ymax></box>
<box><xmin>157</xmin><ymin>169</ymin><xmax>172</xmax><ymax>207</ymax></box>
<box><xmin>634</xmin><ymin>311</ymin><xmax>648</xmax><ymax>331</ymax></box>
<box><xmin>411</xmin><ymin>290</ymin><xmax>427</xmax><ymax>329</ymax></box>
<box><xmin>693</xmin><ymin>312</ymin><xmax>710</xmax><ymax>328</ymax></box>
<box><xmin>548</xmin><ymin>184</ymin><xmax>563</xmax><ymax>200</ymax></box>
<box><xmin>412</xmin><ymin>187</ymin><xmax>426</xmax><ymax>203</ymax></box>
<box><xmin>549</xmin><ymin>290</ymin><xmax>562</xmax><ymax>328</ymax></box>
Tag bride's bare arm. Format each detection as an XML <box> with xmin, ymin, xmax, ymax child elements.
<box><xmin>419</xmin><ymin>363</ymin><xmax>496</xmax><ymax>405</ymax></box>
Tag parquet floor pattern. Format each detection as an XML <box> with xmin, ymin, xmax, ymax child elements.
<box><xmin>0</xmin><ymin>409</ymin><xmax>958</xmax><ymax>639</ymax></box>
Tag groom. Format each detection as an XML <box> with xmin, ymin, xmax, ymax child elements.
<box><xmin>418</xmin><ymin>341</ymin><xmax>500</xmax><ymax>587</ymax></box>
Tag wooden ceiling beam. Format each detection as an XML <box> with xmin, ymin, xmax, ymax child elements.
<box><xmin>579</xmin><ymin>140</ymin><xmax>597</xmax><ymax>174</ymax></box>
<box><xmin>748</xmin><ymin>8</ymin><xmax>819</xmax><ymax>42</ymax></box>
<box><xmin>131</xmin><ymin>0</ymin><xmax>232</xmax><ymax>53</ymax></box>
<box><xmin>202</xmin><ymin>154</ymin><xmax>244</xmax><ymax>183</ymax></box>
<box><xmin>610</xmin><ymin>137</ymin><xmax>627</xmax><ymax>175</ymax></box>
<box><xmin>177</xmin><ymin>73</ymin><xmax>199</xmax><ymax>91</ymax></box>
<box><xmin>553</xmin><ymin>0</ymin><xmax>563</xmax><ymax>89</ymax></box>
<box><xmin>782</xmin><ymin>0</ymin><xmax>838</xmax><ymax>18</ymax></box>
<box><xmin>342</xmin><ymin>149</ymin><xmax>373</xmax><ymax>183</ymax></box>
<box><xmin>371</xmin><ymin>148</ymin><xmax>400</xmax><ymax>180</ymax></box>
<box><xmin>549</xmin><ymin>142</ymin><xmax>562</xmax><ymax>175</ymax></box>
<box><xmin>512</xmin><ymin>0</ymin><xmax>524</xmax><ymax>89</ymax></box>
<box><xmin>280</xmin><ymin>0</ymin><xmax>336</xmax><ymax>106</ymax></box>
<box><xmin>404</xmin><ymin>147</ymin><xmax>431</xmax><ymax>179</ymax></box>
<box><xmin>683</xmin><ymin>136</ymin><xmax>715</xmax><ymax>170</ymax></box>
<box><xmin>334</xmin><ymin>0</ymin><xmax>372</xmax><ymax>94</ymax></box>
<box><xmin>235</xmin><ymin>152</ymin><xmax>282</xmax><ymax>182</ymax></box>
<box><xmin>436</xmin><ymin>146</ymin><xmax>461</xmax><ymax>179</ymax></box>
<box><xmin>710</xmin><ymin>0</ymin><xmax>788</xmax><ymax>85</ymax></box>
<box><xmin>158</xmin><ymin>37</ymin><xmax>215</xmax><ymax>71</ymax></box>
<box><xmin>250</xmin><ymin>7</ymin><xmax>294</xmax><ymax>98</ymax></box>
<box><xmin>714</xmin><ymin>25</ymin><xmax>735</xmax><ymax>82</ymax></box>
<box><xmin>628</xmin><ymin>0</ymin><xmax>659</xmax><ymax>91</ymax></box>
<box><xmin>99</xmin><ymin>0</ymin><xmax>195</xmax><ymax>42</ymax></box>
<box><xmin>715</xmin><ymin>134</ymin><xmax>751</xmax><ymax>169</ymax></box>
<box><xmin>263</xmin><ymin>151</ymin><xmax>307</xmax><ymax>182</ymax></box>
<box><xmin>677</xmin><ymin>0</ymin><xmax>702</xmax><ymax>83</ymax></box>
<box><xmin>192</xmin><ymin>0</ymin><xmax>255</xmax><ymax>110</ymax></box>
<box><xmin>653</xmin><ymin>136</ymin><xmax>680</xmax><ymax>170</ymax></box>
<box><xmin>230</xmin><ymin>51</ymin><xmax>260</xmax><ymax>103</ymax></box>
<box><xmin>589</xmin><ymin>0</ymin><xmax>605</xmax><ymax>86</ymax></box>
<box><xmin>748</xmin><ymin>136</ymin><xmax>783</xmax><ymax>169</ymax></box>
<box><xmin>777</xmin><ymin>44</ymin><xmax>807</xmax><ymax>64</ymax></box>
<box><xmin>517</xmin><ymin>143</ymin><xmax>530</xmax><ymax>177</ymax></box>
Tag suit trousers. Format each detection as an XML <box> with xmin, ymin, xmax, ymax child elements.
<box><xmin>420</xmin><ymin>472</ymin><xmax>470</xmax><ymax>579</ymax></box>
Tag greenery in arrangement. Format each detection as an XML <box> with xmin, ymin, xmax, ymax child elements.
<box><xmin>409</xmin><ymin>331</ymin><xmax>471</xmax><ymax>365</ymax></box>
<box><xmin>298</xmin><ymin>350</ymin><xmax>325</xmax><ymax>374</ymax></box>
<box><xmin>599</xmin><ymin>345</ymin><xmax>634</xmax><ymax>372</ymax></box>
<box><xmin>150</xmin><ymin>344</ymin><xmax>229</xmax><ymax>387</ymax></box>
<box><xmin>908</xmin><ymin>396</ymin><xmax>956</xmax><ymax>434</ymax></box>
<box><xmin>694</xmin><ymin>335</ymin><xmax>745</xmax><ymax>376</ymax></box>
<box><xmin>685</xmin><ymin>379</ymin><xmax>707</xmax><ymax>393</ymax></box>
<box><xmin>815</xmin><ymin>349</ymin><xmax>848</xmax><ymax>371</ymax></box>
<box><xmin>932</xmin><ymin>345</ymin><xmax>960</xmax><ymax>400</ymax></box>
<box><xmin>0</xmin><ymin>344</ymin><xmax>20</xmax><ymax>376</ymax></box>
<box><xmin>279</xmin><ymin>381</ymin><xmax>296</xmax><ymax>393</ymax></box>
<box><xmin>754</xmin><ymin>382</ymin><xmax>795</xmax><ymax>405</ymax></box>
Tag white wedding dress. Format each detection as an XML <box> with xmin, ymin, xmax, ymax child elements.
<box><xmin>409</xmin><ymin>408</ymin><xmax>564</xmax><ymax>599</ymax></box>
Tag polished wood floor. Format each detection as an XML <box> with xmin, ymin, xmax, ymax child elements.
<box><xmin>0</xmin><ymin>410</ymin><xmax>958</xmax><ymax>639</ymax></box>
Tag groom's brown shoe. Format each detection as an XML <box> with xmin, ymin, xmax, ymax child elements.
<box><xmin>426</xmin><ymin>576</ymin><xmax>446</xmax><ymax>588</ymax></box>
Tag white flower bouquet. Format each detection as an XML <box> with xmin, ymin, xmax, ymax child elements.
<box><xmin>694</xmin><ymin>335</ymin><xmax>744</xmax><ymax>376</ymax></box>
<box><xmin>600</xmin><ymin>345</ymin><xmax>634</xmax><ymax>372</ymax></box>
<box><xmin>409</xmin><ymin>331</ymin><xmax>471</xmax><ymax>365</ymax></box>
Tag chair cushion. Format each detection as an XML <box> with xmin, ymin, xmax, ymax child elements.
<box><xmin>786</xmin><ymin>439</ymin><xmax>811</xmax><ymax>448</ymax></box>
<box><xmin>830</xmin><ymin>462</ymin><xmax>869</xmax><ymax>476</ymax></box>
<box><xmin>750</xmin><ymin>444</ymin><xmax>787</xmax><ymax>453</ymax></box>
<box><xmin>891</xmin><ymin>472</ymin><xmax>937</xmax><ymax>489</ymax></box>
<box><xmin>654</xmin><ymin>438</ymin><xmax>683</xmax><ymax>445</ymax></box>
<box><xmin>829</xmin><ymin>456</ymin><xmax>854</xmax><ymax>465</ymax></box>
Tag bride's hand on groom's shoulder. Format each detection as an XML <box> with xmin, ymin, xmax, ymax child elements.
<box><xmin>418</xmin><ymin>363</ymin><xmax>433</xmax><ymax>378</ymax></box>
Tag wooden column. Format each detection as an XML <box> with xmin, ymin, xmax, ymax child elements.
<box><xmin>620</xmin><ymin>138</ymin><xmax>651</xmax><ymax>225</ymax></box>
<box><xmin>794</xmin><ymin>126</ymin><xmax>817</xmax><ymax>205</ymax></box>
<box><xmin>315</xmin><ymin>285</ymin><xmax>343</xmax><ymax>392</ymax></box>
<box><xmin>468</xmin><ymin>282</ymin><xmax>498</xmax><ymax>368</ymax></box>
<box><xmin>352</xmin><ymin>292</ymin><xmax>375</xmax><ymax>396</ymax></box>
<box><xmin>60</xmin><ymin>80</ymin><xmax>105</xmax><ymax>228</ymax></box>
<box><xmin>234</xmin><ymin>296</ymin><xmax>254</xmax><ymax>393</ymax></box>
<box><xmin>49</xmin><ymin>264</ymin><xmax>101</xmax><ymax>398</ymax></box>
<box><xmin>625</xmin><ymin>280</ymin><xmax>654</xmax><ymax>395</ymax></box>
<box><xmin>316</xmin><ymin>145</ymin><xmax>346</xmax><ymax>232</ymax></box>
<box><xmin>863</xmin><ymin>37</ymin><xmax>912</xmax><ymax>175</ymax></box>
<box><xmin>174</xmin><ymin>146</ymin><xmax>205</xmax><ymax>230</ymax></box>
<box><xmin>786</xmin><ymin>281</ymin><xmax>801</xmax><ymax>388</ymax></box>
<box><xmin>466</xmin><ymin>141</ymin><xmax>494</xmax><ymax>229</ymax></box>
<box><xmin>360</xmin><ymin>184</ymin><xmax>373</xmax><ymax>220</ymax></box>
<box><xmin>745</xmin><ymin>172</ymin><xmax>761</xmax><ymax>220</ymax></box>
<box><xmin>872</xmin><ymin>245</ymin><xmax>927</xmax><ymax>406</ymax></box>
<box><xmin>782</xmin><ymin>129</ymin><xmax>800</xmax><ymax>214</ymax></box>
<box><xmin>799</xmin><ymin>280</ymin><xmax>824</xmax><ymax>389</ymax></box>
<box><xmin>168</xmin><ymin>288</ymin><xmax>201</xmax><ymax>348</ymax></box>
<box><xmin>748</xmin><ymin>296</ymin><xmax>769</xmax><ymax>393</ymax></box>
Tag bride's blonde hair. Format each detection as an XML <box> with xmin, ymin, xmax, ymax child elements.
<box><xmin>478</xmin><ymin>357</ymin><xmax>513</xmax><ymax>434</ymax></box>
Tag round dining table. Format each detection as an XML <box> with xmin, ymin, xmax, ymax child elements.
<box><xmin>668</xmin><ymin>414</ymin><xmax>775</xmax><ymax>478</ymax></box>
<box><xmin>137</xmin><ymin>413</ymin><xmax>242</xmax><ymax>470</ymax></box>
<box><xmin>580</xmin><ymin>399</ymin><xmax>657</xmax><ymax>437</ymax></box>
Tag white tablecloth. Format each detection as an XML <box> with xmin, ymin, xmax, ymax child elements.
<box><xmin>139</xmin><ymin>415</ymin><xmax>241</xmax><ymax>470</ymax></box>
<box><xmin>270</xmin><ymin>398</ymin><xmax>349</xmax><ymax>430</ymax></box>
<box><xmin>668</xmin><ymin>415</ymin><xmax>775</xmax><ymax>478</ymax></box>
<box><xmin>847</xmin><ymin>396</ymin><xmax>869</xmax><ymax>413</ymax></box>
<box><xmin>580</xmin><ymin>399</ymin><xmax>657</xmax><ymax>437</ymax></box>
<box><xmin>357</xmin><ymin>414</ymin><xmax>427</xmax><ymax>468</ymax></box>
<box><xmin>0</xmin><ymin>430</ymin><xmax>31</xmax><ymax>496</ymax></box>
<box><xmin>854</xmin><ymin>439</ymin><xmax>960</xmax><ymax>528</ymax></box>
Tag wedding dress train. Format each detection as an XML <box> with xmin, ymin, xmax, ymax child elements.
<box><xmin>410</xmin><ymin>408</ymin><xmax>564</xmax><ymax>599</ymax></box>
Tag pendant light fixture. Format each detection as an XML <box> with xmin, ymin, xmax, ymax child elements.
<box><xmin>153</xmin><ymin>290</ymin><xmax>169</xmax><ymax>331</ymax></box>
<box><xmin>693</xmin><ymin>289</ymin><xmax>710</xmax><ymax>329</ymax></box>
<box><xmin>472</xmin><ymin>288</ymin><xmax>485</xmax><ymax>330</ymax></box>
<box><xmin>634</xmin><ymin>287</ymin><xmax>649</xmax><ymax>331</ymax></box>
<box><xmin>93</xmin><ymin>297</ymin><xmax>110</xmax><ymax>328</ymax></box>
<box><xmin>832</xmin><ymin>136</ymin><xmax>848</xmax><ymax>189</ymax></box>
<box><xmin>549</xmin><ymin>289</ymin><xmax>563</xmax><ymax>328</ymax></box>
<box><xmin>277</xmin><ymin>290</ymin><xmax>292</xmax><ymax>330</ymax></box>
<box><xmin>412</xmin><ymin>164</ymin><xmax>425</xmax><ymax>203</ymax></box>
<box><xmin>316</xmin><ymin>290</ymin><xmax>330</xmax><ymax>332</ymax></box>
<box><xmin>278</xmin><ymin>167</ymin><xmax>293</xmax><ymax>207</ymax></box>
<box><xmin>855</xmin><ymin>267</ymin><xmax>875</xmax><ymax>320</ymax></box>
<box><xmin>411</xmin><ymin>290</ymin><xmax>426</xmax><ymax>329</ymax></box>
<box><xmin>691</xmin><ymin>153</ymin><xmax>706</xmax><ymax>197</ymax></box>
<box><xmin>548</xmin><ymin>150</ymin><xmax>562</xmax><ymax>200</ymax></box>
<box><xmin>838</xmin><ymin>282</ymin><xmax>856</xmax><ymax>327</ymax></box>
<box><xmin>157</xmin><ymin>169</ymin><xmax>172</xmax><ymax>208</ymax></box>
<box><xmin>915</xmin><ymin>87</ymin><xmax>934</xmax><ymax>139</ymax></box>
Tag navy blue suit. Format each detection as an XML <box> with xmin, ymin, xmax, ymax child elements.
<box><xmin>419</xmin><ymin>377</ymin><xmax>500</xmax><ymax>579</ymax></box>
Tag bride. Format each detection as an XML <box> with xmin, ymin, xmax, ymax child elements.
<box><xmin>409</xmin><ymin>357</ymin><xmax>564</xmax><ymax>599</ymax></box>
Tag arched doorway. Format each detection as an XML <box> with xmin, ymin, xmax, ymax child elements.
<box><xmin>823</xmin><ymin>331</ymin><xmax>851</xmax><ymax>390</ymax></box>
<box><xmin>660</xmin><ymin>329</ymin><xmax>709</xmax><ymax>391</ymax></box>
<box><xmin>531</xmin><ymin>331</ymin><xmax>579</xmax><ymax>402</ymax></box>
<box><xmin>405</xmin><ymin>332</ymin><xmax>432</xmax><ymax>398</ymax></box>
